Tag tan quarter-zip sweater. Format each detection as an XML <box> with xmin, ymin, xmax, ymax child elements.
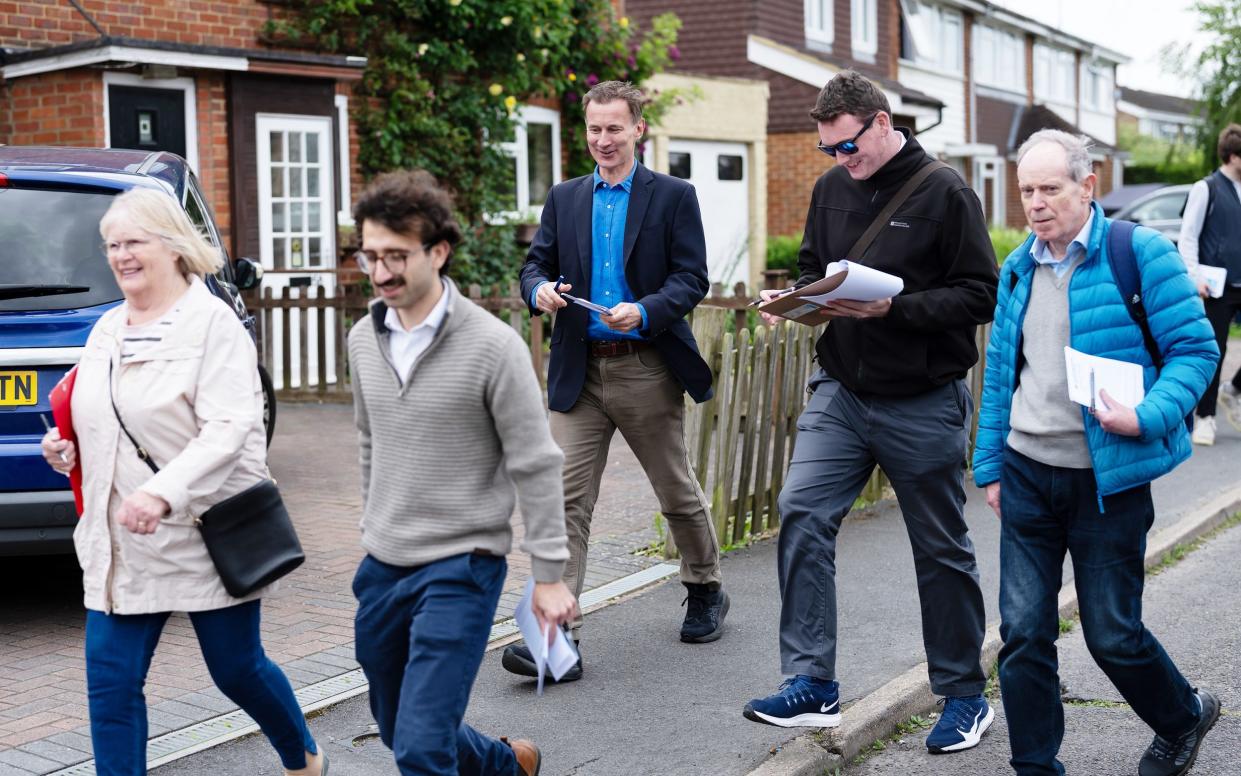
<box><xmin>347</xmin><ymin>279</ymin><xmax>569</xmax><ymax>582</ymax></box>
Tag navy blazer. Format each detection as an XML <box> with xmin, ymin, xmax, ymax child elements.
<box><xmin>519</xmin><ymin>163</ymin><xmax>714</xmax><ymax>412</ymax></box>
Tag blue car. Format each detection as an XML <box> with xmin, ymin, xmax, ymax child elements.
<box><xmin>0</xmin><ymin>146</ymin><xmax>273</xmax><ymax>556</ymax></box>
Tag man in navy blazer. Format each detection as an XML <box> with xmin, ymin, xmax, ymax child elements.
<box><xmin>504</xmin><ymin>81</ymin><xmax>728</xmax><ymax>682</ymax></box>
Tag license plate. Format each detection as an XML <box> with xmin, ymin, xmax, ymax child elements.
<box><xmin>0</xmin><ymin>371</ymin><xmax>37</xmax><ymax>406</ymax></box>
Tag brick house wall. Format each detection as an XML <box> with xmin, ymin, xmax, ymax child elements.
<box><xmin>0</xmin><ymin>70</ymin><xmax>102</xmax><ymax>146</ymax></box>
<box><xmin>768</xmin><ymin>130</ymin><xmax>832</xmax><ymax>237</ymax></box>
<box><xmin>0</xmin><ymin>0</ymin><xmax>287</xmax><ymax>51</ymax></box>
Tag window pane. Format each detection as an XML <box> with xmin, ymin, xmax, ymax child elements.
<box><xmin>527</xmin><ymin>122</ymin><xmax>554</xmax><ymax>207</ymax></box>
<box><xmin>306</xmin><ymin>133</ymin><xmax>320</xmax><ymax>163</ymax></box>
<box><xmin>308</xmin><ymin>202</ymin><xmax>321</xmax><ymax>230</ymax></box>
<box><xmin>271</xmin><ymin>166</ymin><xmax>284</xmax><ymax>198</ymax></box>
<box><xmin>291</xmin><ymin>202</ymin><xmax>304</xmax><ymax>232</ymax></box>
<box><xmin>717</xmin><ymin>154</ymin><xmax>743</xmax><ymax>181</ymax></box>
<box><xmin>307</xmin><ymin>168</ymin><xmax>320</xmax><ymax>197</ymax></box>
<box><xmin>270</xmin><ymin>132</ymin><xmax>283</xmax><ymax>163</ymax></box>
<box><xmin>290</xmin><ymin>237</ymin><xmax>304</xmax><ymax>269</ymax></box>
<box><xmin>289</xmin><ymin>133</ymin><xmax>303</xmax><ymax>163</ymax></box>
<box><xmin>272</xmin><ymin>203</ymin><xmax>286</xmax><ymax>233</ymax></box>
<box><xmin>273</xmin><ymin>238</ymin><xmax>286</xmax><ymax>269</ymax></box>
<box><xmin>290</xmin><ymin>168</ymin><xmax>303</xmax><ymax>198</ymax></box>
<box><xmin>309</xmin><ymin>237</ymin><xmax>321</xmax><ymax>265</ymax></box>
<box><xmin>669</xmin><ymin>151</ymin><xmax>691</xmax><ymax>180</ymax></box>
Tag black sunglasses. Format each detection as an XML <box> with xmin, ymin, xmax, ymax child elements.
<box><xmin>817</xmin><ymin>113</ymin><xmax>879</xmax><ymax>157</ymax></box>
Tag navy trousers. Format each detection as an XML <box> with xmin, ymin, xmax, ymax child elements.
<box><xmin>353</xmin><ymin>552</ymin><xmax>519</xmax><ymax>776</ymax></box>
<box><xmin>776</xmin><ymin>371</ymin><xmax>987</xmax><ymax>696</ymax></box>
<box><xmin>998</xmin><ymin>447</ymin><xmax>1200</xmax><ymax>775</ymax></box>
<box><xmin>85</xmin><ymin>600</ymin><xmax>315</xmax><ymax>776</ymax></box>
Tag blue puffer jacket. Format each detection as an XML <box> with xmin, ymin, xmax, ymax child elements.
<box><xmin>973</xmin><ymin>202</ymin><xmax>1219</xmax><ymax>498</ymax></box>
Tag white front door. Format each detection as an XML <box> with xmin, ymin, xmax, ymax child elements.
<box><xmin>256</xmin><ymin>114</ymin><xmax>337</xmax><ymax>389</ymax></box>
<box><xmin>666</xmin><ymin>139</ymin><xmax>749</xmax><ymax>287</ymax></box>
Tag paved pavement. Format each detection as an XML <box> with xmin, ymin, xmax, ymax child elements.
<box><xmin>148</xmin><ymin>414</ymin><xmax>1241</xmax><ymax>776</ymax></box>
<box><xmin>0</xmin><ymin>402</ymin><xmax>669</xmax><ymax>774</ymax></box>
<box><xmin>845</xmin><ymin>517</ymin><xmax>1241</xmax><ymax>775</ymax></box>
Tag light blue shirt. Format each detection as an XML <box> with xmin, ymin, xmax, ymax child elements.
<box><xmin>531</xmin><ymin>162</ymin><xmax>647</xmax><ymax>340</ymax></box>
<box><xmin>1029</xmin><ymin>209</ymin><xmax>1094</xmax><ymax>278</ymax></box>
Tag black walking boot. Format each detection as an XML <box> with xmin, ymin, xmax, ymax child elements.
<box><xmin>680</xmin><ymin>582</ymin><xmax>729</xmax><ymax>643</ymax></box>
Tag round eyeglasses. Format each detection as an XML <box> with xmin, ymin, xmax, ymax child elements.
<box><xmin>816</xmin><ymin>113</ymin><xmax>878</xmax><ymax>157</ymax></box>
<box><xmin>353</xmin><ymin>244</ymin><xmax>433</xmax><ymax>274</ymax></box>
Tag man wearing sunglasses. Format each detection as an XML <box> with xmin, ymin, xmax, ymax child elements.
<box><xmin>346</xmin><ymin>169</ymin><xmax>576</xmax><ymax>776</ymax></box>
<box><xmin>744</xmin><ymin>71</ymin><xmax>999</xmax><ymax>756</ymax></box>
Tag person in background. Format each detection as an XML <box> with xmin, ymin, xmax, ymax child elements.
<box><xmin>1177</xmin><ymin>123</ymin><xmax>1241</xmax><ymax>446</ymax></box>
<box><xmin>347</xmin><ymin>169</ymin><xmax>576</xmax><ymax>775</ymax></box>
<box><xmin>508</xmin><ymin>79</ymin><xmax>727</xmax><ymax>684</ymax></box>
<box><xmin>41</xmin><ymin>188</ymin><xmax>324</xmax><ymax>776</ymax></box>
<box><xmin>974</xmin><ymin>129</ymin><xmax>1220</xmax><ymax>776</ymax></box>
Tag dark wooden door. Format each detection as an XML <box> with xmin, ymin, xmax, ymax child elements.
<box><xmin>107</xmin><ymin>85</ymin><xmax>186</xmax><ymax>158</ymax></box>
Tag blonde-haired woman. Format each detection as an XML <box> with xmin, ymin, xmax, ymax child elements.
<box><xmin>41</xmin><ymin>188</ymin><xmax>325</xmax><ymax>776</ymax></box>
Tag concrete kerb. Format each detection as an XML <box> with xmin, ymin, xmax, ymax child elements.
<box><xmin>746</xmin><ymin>484</ymin><xmax>1241</xmax><ymax>776</ymax></box>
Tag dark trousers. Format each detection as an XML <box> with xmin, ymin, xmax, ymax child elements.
<box><xmin>1197</xmin><ymin>286</ymin><xmax>1241</xmax><ymax>417</ymax></box>
<box><xmin>353</xmin><ymin>553</ymin><xmax>518</xmax><ymax>776</ymax></box>
<box><xmin>997</xmin><ymin>448</ymin><xmax>1200</xmax><ymax>775</ymax></box>
<box><xmin>776</xmin><ymin>372</ymin><xmax>986</xmax><ymax>696</ymax></box>
<box><xmin>85</xmin><ymin>600</ymin><xmax>315</xmax><ymax>776</ymax></box>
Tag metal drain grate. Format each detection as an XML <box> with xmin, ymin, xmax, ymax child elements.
<box><xmin>45</xmin><ymin>562</ymin><xmax>679</xmax><ymax>775</ymax></box>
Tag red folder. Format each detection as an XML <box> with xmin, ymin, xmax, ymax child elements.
<box><xmin>49</xmin><ymin>365</ymin><xmax>83</xmax><ymax>516</ymax></box>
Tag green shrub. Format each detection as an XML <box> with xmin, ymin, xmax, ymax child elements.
<box><xmin>766</xmin><ymin>233</ymin><xmax>802</xmax><ymax>273</ymax></box>
<box><xmin>990</xmin><ymin>226</ymin><xmax>1028</xmax><ymax>265</ymax></box>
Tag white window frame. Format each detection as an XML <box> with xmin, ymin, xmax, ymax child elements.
<box><xmin>973</xmin><ymin>157</ymin><xmax>1006</xmax><ymax>228</ymax></box>
<box><xmin>901</xmin><ymin>1</ymin><xmax>962</xmax><ymax>74</ymax></box>
<box><xmin>496</xmin><ymin>105</ymin><xmax>562</xmax><ymax>221</ymax></box>
<box><xmin>804</xmin><ymin>0</ymin><xmax>835</xmax><ymax>47</ymax></box>
<box><xmin>1080</xmin><ymin>60</ymin><xmax>1113</xmax><ymax>112</ymax></box>
<box><xmin>334</xmin><ymin>94</ymin><xmax>353</xmax><ymax>227</ymax></box>
<box><xmin>101</xmin><ymin>71</ymin><xmax>199</xmax><ymax>173</ymax></box>
<box><xmin>852</xmin><ymin>0</ymin><xmax>878</xmax><ymax>60</ymax></box>
<box><xmin>255</xmin><ymin>114</ymin><xmax>336</xmax><ymax>273</ymax></box>
<box><xmin>973</xmin><ymin>24</ymin><xmax>1026</xmax><ymax>94</ymax></box>
<box><xmin>1033</xmin><ymin>43</ymin><xmax>1075</xmax><ymax>104</ymax></box>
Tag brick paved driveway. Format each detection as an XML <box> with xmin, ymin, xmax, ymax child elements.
<box><xmin>0</xmin><ymin>401</ymin><xmax>667</xmax><ymax>774</ymax></box>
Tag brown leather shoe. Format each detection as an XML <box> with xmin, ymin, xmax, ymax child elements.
<box><xmin>500</xmin><ymin>736</ymin><xmax>541</xmax><ymax>776</ymax></box>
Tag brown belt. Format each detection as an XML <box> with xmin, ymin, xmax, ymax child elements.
<box><xmin>589</xmin><ymin>340</ymin><xmax>649</xmax><ymax>358</ymax></box>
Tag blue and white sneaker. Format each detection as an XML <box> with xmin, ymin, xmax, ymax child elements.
<box><xmin>742</xmin><ymin>675</ymin><xmax>841</xmax><ymax>728</ymax></box>
<box><xmin>926</xmin><ymin>694</ymin><xmax>994</xmax><ymax>753</ymax></box>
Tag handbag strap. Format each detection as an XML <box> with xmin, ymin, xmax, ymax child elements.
<box><xmin>108</xmin><ymin>359</ymin><xmax>160</xmax><ymax>474</ymax></box>
<box><xmin>846</xmin><ymin>160</ymin><xmax>951</xmax><ymax>261</ymax></box>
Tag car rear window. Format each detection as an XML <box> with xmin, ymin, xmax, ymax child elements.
<box><xmin>0</xmin><ymin>186</ymin><xmax>123</xmax><ymax>311</ymax></box>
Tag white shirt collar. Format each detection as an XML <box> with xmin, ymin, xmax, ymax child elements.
<box><xmin>384</xmin><ymin>278</ymin><xmax>450</xmax><ymax>334</ymax></box>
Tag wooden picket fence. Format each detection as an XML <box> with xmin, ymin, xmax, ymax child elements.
<box><xmin>245</xmin><ymin>280</ymin><xmax>990</xmax><ymax>551</ymax></box>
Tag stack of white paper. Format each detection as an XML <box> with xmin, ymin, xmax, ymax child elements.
<box><xmin>797</xmin><ymin>260</ymin><xmax>904</xmax><ymax>305</ymax></box>
<box><xmin>513</xmin><ymin>578</ymin><xmax>580</xmax><ymax>695</ymax></box>
<box><xmin>1195</xmin><ymin>265</ymin><xmax>1228</xmax><ymax>299</ymax></box>
<box><xmin>1063</xmin><ymin>347</ymin><xmax>1146</xmax><ymax>409</ymax></box>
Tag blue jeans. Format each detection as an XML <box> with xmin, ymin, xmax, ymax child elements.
<box><xmin>352</xmin><ymin>553</ymin><xmax>518</xmax><ymax>776</ymax></box>
<box><xmin>997</xmin><ymin>448</ymin><xmax>1200</xmax><ymax>775</ymax></box>
<box><xmin>85</xmin><ymin>600</ymin><xmax>316</xmax><ymax>776</ymax></box>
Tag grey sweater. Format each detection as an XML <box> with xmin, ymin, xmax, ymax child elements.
<box><xmin>347</xmin><ymin>280</ymin><xmax>569</xmax><ymax>582</ymax></box>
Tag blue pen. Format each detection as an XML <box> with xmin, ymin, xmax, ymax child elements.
<box><xmin>553</xmin><ymin>275</ymin><xmax>565</xmax><ymax>295</ymax></box>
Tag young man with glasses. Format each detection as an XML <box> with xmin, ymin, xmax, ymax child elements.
<box><xmin>745</xmin><ymin>70</ymin><xmax>1000</xmax><ymax>755</ymax></box>
<box><xmin>346</xmin><ymin>169</ymin><xmax>577</xmax><ymax>776</ymax></box>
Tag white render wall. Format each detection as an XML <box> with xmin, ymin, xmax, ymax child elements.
<box><xmin>898</xmin><ymin>61</ymin><xmax>967</xmax><ymax>154</ymax></box>
<box><xmin>1079</xmin><ymin>107</ymin><xmax>1117</xmax><ymax>145</ymax></box>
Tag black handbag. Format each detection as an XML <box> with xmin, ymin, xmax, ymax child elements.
<box><xmin>108</xmin><ymin>360</ymin><xmax>304</xmax><ymax>597</ymax></box>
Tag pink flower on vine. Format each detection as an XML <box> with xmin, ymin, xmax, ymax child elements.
<box><xmin>586</xmin><ymin>73</ymin><xmax>599</xmax><ymax>86</ymax></box>
<box><xmin>668</xmin><ymin>45</ymin><xmax>681</xmax><ymax>60</ymax></box>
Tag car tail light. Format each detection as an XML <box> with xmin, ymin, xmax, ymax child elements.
<box><xmin>0</xmin><ymin>172</ymin><xmax>8</xmax><ymax>187</ymax></box>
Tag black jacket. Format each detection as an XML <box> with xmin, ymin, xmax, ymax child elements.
<box><xmin>796</xmin><ymin>130</ymin><xmax>998</xmax><ymax>396</ymax></box>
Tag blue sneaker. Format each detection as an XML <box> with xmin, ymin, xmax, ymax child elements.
<box><xmin>742</xmin><ymin>675</ymin><xmax>841</xmax><ymax>728</ymax></box>
<box><xmin>926</xmin><ymin>694</ymin><xmax>994</xmax><ymax>753</ymax></box>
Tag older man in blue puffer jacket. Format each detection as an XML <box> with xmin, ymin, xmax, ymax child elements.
<box><xmin>973</xmin><ymin>129</ymin><xmax>1219</xmax><ymax>776</ymax></box>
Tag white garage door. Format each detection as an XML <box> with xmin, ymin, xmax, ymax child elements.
<box><xmin>666</xmin><ymin>139</ymin><xmax>749</xmax><ymax>287</ymax></box>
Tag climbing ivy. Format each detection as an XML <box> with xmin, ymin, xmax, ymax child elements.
<box><xmin>266</xmin><ymin>1</ymin><xmax>683</xmax><ymax>286</ymax></box>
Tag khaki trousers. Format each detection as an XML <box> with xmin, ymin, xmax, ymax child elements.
<box><xmin>551</xmin><ymin>347</ymin><xmax>721</xmax><ymax>636</ymax></box>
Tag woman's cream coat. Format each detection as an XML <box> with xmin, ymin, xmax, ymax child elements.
<box><xmin>72</xmin><ymin>277</ymin><xmax>271</xmax><ymax>614</ymax></box>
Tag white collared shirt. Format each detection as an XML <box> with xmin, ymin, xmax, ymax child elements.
<box><xmin>384</xmin><ymin>279</ymin><xmax>449</xmax><ymax>384</ymax></box>
<box><xmin>1029</xmin><ymin>209</ymin><xmax>1094</xmax><ymax>278</ymax></box>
